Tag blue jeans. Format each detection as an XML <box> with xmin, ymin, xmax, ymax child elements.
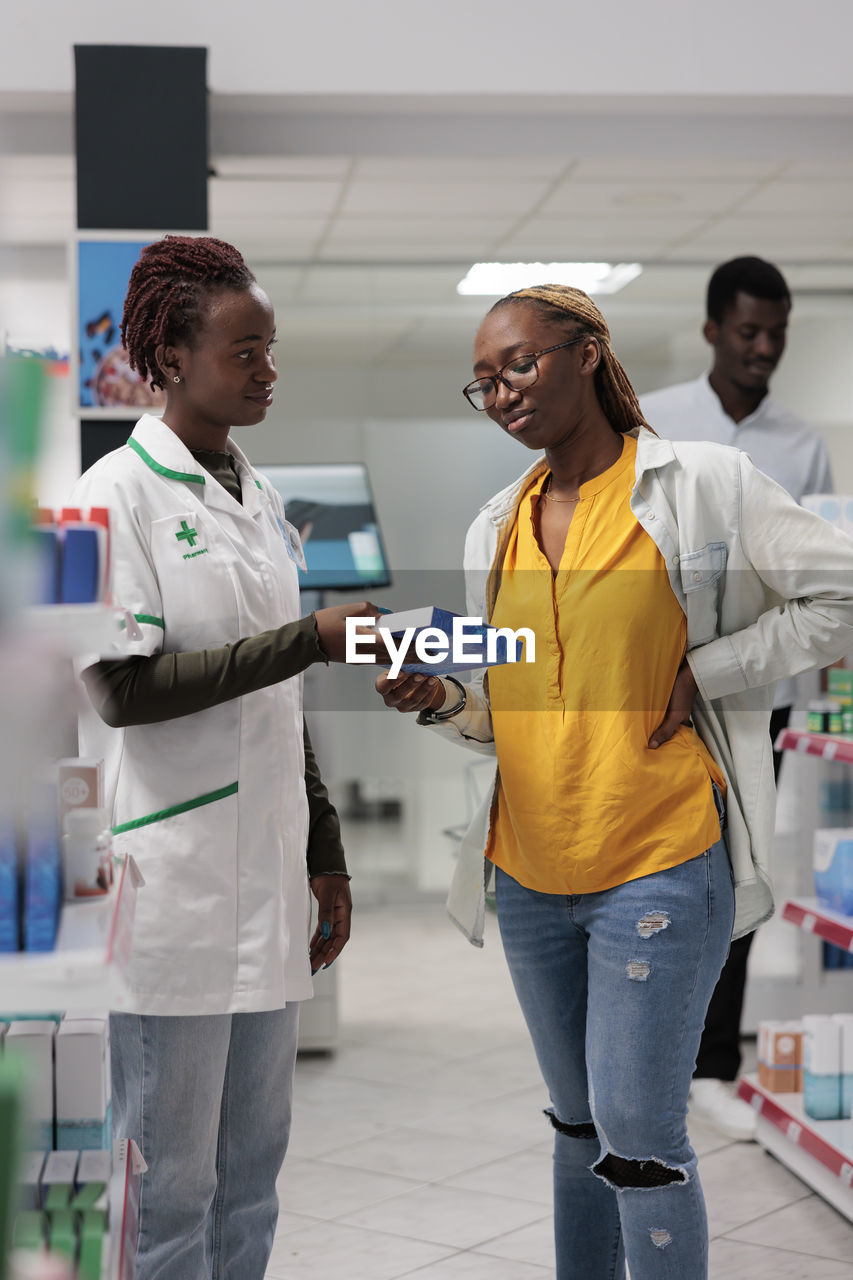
<box><xmin>110</xmin><ymin>1006</ymin><xmax>300</xmax><ymax>1280</ymax></box>
<box><xmin>495</xmin><ymin>834</ymin><xmax>734</xmax><ymax>1280</ymax></box>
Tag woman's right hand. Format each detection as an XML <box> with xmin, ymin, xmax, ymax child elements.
<box><xmin>375</xmin><ymin>671</ymin><xmax>446</xmax><ymax>714</ymax></box>
<box><xmin>313</xmin><ymin>601</ymin><xmax>382</xmax><ymax>663</ymax></box>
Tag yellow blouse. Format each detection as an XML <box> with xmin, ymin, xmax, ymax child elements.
<box><xmin>486</xmin><ymin>434</ymin><xmax>725</xmax><ymax>895</ymax></box>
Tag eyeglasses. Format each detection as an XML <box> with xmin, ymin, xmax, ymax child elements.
<box><xmin>462</xmin><ymin>335</ymin><xmax>590</xmax><ymax>411</ymax></box>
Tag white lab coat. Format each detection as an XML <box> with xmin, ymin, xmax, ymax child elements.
<box><xmin>72</xmin><ymin>415</ymin><xmax>313</xmax><ymax>1015</ymax></box>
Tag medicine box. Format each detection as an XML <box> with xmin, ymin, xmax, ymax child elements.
<box><xmin>813</xmin><ymin>829</ymin><xmax>853</xmax><ymax>916</ymax></box>
<box><xmin>757</xmin><ymin>1021</ymin><xmax>802</xmax><ymax>1093</ymax></box>
<box><xmin>17</xmin><ymin>1151</ymin><xmax>46</xmax><ymax>1211</ymax></box>
<box><xmin>41</xmin><ymin>1149</ymin><xmax>79</xmax><ymax>1210</ymax></box>
<box><xmin>4</xmin><ymin>1022</ymin><xmax>56</xmax><ymax>1149</ymax></box>
<box><xmin>55</xmin><ymin>1016</ymin><xmax>111</xmax><ymax>1150</ymax></box>
<box><xmin>803</xmin><ymin>1014</ymin><xmax>842</xmax><ymax>1121</ymax></box>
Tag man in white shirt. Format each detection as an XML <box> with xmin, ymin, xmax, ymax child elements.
<box><xmin>640</xmin><ymin>256</ymin><xmax>833</xmax><ymax>1142</ymax></box>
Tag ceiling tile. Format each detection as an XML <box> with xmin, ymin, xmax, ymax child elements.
<box><xmin>569</xmin><ymin>157</ymin><xmax>785</xmax><ymax>182</ymax></box>
<box><xmin>496</xmin><ymin>214</ymin><xmax>706</xmax><ymax>259</ymax></box>
<box><xmin>211</xmin><ymin>156</ymin><xmax>351</xmax><ymax>179</ymax></box>
<box><xmin>352</xmin><ymin>157</ymin><xmax>570</xmax><ymax>182</ymax></box>
<box><xmin>210</xmin><ymin>178</ymin><xmax>343</xmax><ymax>217</ymax></box>
<box><xmin>665</xmin><ymin>215</ymin><xmax>853</xmax><ymax>257</ymax></box>
<box><xmin>541</xmin><ymin>180</ymin><xmax>758</xmax><ymax>217</ymax></box>
<box><xmin>340</xmin><ymin>179</ymin><xmax>550</xmax><ymax>217</ymax></box>
<box><xmin>737</xmin><ymin>181</ymin><xmax>853</xmax><ymax>215</ymax></box>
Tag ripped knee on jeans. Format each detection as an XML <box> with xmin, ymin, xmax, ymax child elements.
<box><xmin>544</xmin><ymin>1109</ymin><xmax>597</xmax><ymax>1141</ymax></box>
<box><xmin>593</xmin><ymin>1152</ymin><xmax>687</xmax><ymax>1189</ymax></box>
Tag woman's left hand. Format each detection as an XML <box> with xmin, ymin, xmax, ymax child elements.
<box><xmin>649</xmin><ymin>659</ymin><xmax>699</xmax><ymax>749</ymax></box>
<box><xmin>309</xmin><ymin>874</ymin><xmax>353</xmax><ymax>972</ymax></box>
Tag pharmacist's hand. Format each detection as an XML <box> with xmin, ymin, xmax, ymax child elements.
<box><xmin>309</xmin><ymin>874</ymin><xmax>352</xmax><ymax>972</ymax></box>
<box><xmin>313</xmin><ymin>601</ymin><xmax>381</xmax><ymax>663</ymax></box>
<box><xmin>375</xmin><ymin>671</ymin><xmax>445</xmax><ymax>714</ymax></box>
<box><xmin>649</xmin><ymin>659</ymin><xmax>698</xmax><ymax>748</ymax></box>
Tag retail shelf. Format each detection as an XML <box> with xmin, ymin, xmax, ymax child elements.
<box><xmin>17</xmin><ymin>602</ymin><xmax>120</xmax><ymax>655</ymax></box>
<box><xmin>0</xmin><ymin>857</ymin><xmax>142</xmax><ymax>1014</ymax></box>
<box><xmin>782</xmin><ymin>897</ymin><xmax>853</xmax><ymax>953</ymax></box>
<box><xmin>737</xmin><ymin>1074</ymin><xmax>853</xmax><ymax>1221</ymax></box>
<box><xmin>776</xmin><ymin>726</ymin><xmax>853</xmax><ymax>764</ymax></box>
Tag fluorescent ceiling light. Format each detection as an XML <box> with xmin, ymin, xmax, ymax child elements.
<box><xmin>456</xmin><ymin>261</ymin><xmax>642</xmax><ymax>297</ymax></box>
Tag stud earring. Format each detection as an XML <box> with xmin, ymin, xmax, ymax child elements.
<box><xmin>173</xmin><ymin>375</ymin><xmax>182</xmax><ymax>384</ymax></box>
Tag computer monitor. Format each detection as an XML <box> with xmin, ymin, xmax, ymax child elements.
<box><xmin>256</xmin><ymin>462</ymin><xmax>392</xmax><ymax>591</ymax></box>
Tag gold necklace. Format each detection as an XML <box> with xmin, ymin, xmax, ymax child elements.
<box><xmin>540</xmin><ymin>474</ymin><xmax>580</xmax><ymax>504</ymax></box>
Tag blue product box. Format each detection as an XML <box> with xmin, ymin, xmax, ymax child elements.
<box><xmin>812</xmin><ymin>829</ymin><xmax>853</xmax><ymax>917</ymax></box>
<box><xmin>30</xmin><ymin>527</ymin><xmax>61</xmax><ymax>605</ymax></box>
<box><xmin>60</xmin><ymin>527</ymin><xmax>100</xmax><ymax>604</ymax></box>
<box><xmin>24</xmin><ymin>788</ymin><xmax>62</xmax><ymax>953</ymax></box>
<box><xmin>0</xmin><ymin>818</ymin><xmax>19</xmax><ymax>952</ymax></box>
<box><xmin>377</xmin><ymin>606</ymin><xmax>527</xmax><ymax>676</ymax></box>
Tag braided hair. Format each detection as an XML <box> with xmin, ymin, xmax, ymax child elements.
<box><xmin>121</xmin><ymin>235</ymin><xmax>256</xmax><ymax>391</ymax></box>
<box><xmin>491</xmin><ymin>285</ymin><xmax>651</xmax><ymax>436</ymax></box>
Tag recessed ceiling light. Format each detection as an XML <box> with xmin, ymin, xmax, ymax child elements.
<box><xmin>456</xmin><ymin>262</ymin><xmax>642</xmax><ymax>296</ymax></box>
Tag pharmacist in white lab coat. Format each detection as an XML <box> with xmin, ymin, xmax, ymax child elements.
<box><xmin>640</xmin><ymin>255</ymin><xmax>833</xmax><ymax>1143</ymax></box>
<box><xmin>71</xmin><ymin>236</ymin><xmax>380</xmax><ymax>1280</ymax></box>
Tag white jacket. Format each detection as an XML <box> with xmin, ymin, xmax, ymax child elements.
<box><xmin>431</xmin><ymin>429</ymin><xmax>853</xmax><ymax>945</ymax></box>
<box><xmin>73</xmin><ymin>416</ymin><xmax>313</xmax><ymax>1015</ymax></box>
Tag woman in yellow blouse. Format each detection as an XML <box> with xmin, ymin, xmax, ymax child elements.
<box><xmin>376</xmin><ymin>284</ymin><xmax>853</xmax><ymax>1280</ymax></box>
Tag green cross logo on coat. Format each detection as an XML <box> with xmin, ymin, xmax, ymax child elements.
<box><xmin>176</xmin><ymin>520</ymin><xmax>198</xmax><ymax>548</ymax></box>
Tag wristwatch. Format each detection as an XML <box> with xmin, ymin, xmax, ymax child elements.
<box><xmin>420</xmin><ymin>675</ymin><xmax>467</xmax><ymax>724</ymax></box>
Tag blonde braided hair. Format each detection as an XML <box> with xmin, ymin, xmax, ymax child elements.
<box><xmin>492</xmin><ymin>285</ymin><xmax>653</xmax><ymax>436</ymax></box>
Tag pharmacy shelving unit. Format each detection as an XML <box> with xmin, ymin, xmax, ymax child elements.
<box><xmin>776</xmin><ymin>726</ymin><xmax>853</xmax><ymax>767</ymax></box>
<box><xmin>736</xmin><ymin>1075</ymin><xmax>853</xmax><ymax>1221</ymax></box>
<box><xmin>736</xmin><ymin>726</ymin><xmax>853</xmax><ymax>1221</ymax></box>
<box><xmin>742</xmin><ymin>726</ymin><xmax>853</xmax><ymax>1022</ymax></box>
<box><xmin>0</xmin><ymin>856</ymin><xmax>140</xmax><ymax>1015</ymax></box>
<box><xmin>1</xmin><ymin>601</ymin><xmax>138</xmax><ymax>1277</ymax></box>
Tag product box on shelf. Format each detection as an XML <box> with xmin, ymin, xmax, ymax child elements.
<box><xmin>813</xmin><ymin>828</ymin><xmax>853</xmax><ymax>916</ymax></box>
<box><xmin>55</xmin><ymin>1015</ymin><xmax>111</xmax><ymax>1150</ymax></box>
<box><xmin>803</xmin><ymin>1014</ymin><xmax>842</xmax><ymax>1121</ymax></box>
<box><xmin>0</xmin><ymin>816</ymin><xmax>19</xmax><ymax>952</ymax></box>
<box><xmin>835</xmin><ymin>1012</ymin><xmax>853</xmax><ymax>1119</ymax></box>
<box><xmin>29</xmin><ymin>506</ymin><xmax>111</xmax><ymax>607</ymax></box>
<box><xmin>4</xmin><ymin>1021</ymin><xmax>56</xmax><ymax>1149</ymax></box>
<box><xmin>57</xmin><ymin>759</ymin><xmax>104</xmax><ymax>829</ymax></box>
<box><xmin>40</xmin><ymin>1149</ymin><xmax>79</xmax><ymax>1210</ymax></box>
<box><xmin>757</xmin><ymin>1021</ymin><xmax>803</xmax><ymax>1093</ymax></box>
<box><xmin>23</xmin><ymin>783</ymin><xmax>62</xmax><ymax>953</ymax></box>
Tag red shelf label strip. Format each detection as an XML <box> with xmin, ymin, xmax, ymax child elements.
<box><xmin>737</xmin><ymin>1080</ymin><xmax>853</xmax><ymax>1185</ymax></box>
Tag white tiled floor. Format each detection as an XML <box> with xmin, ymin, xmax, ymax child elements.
<box><xmin>269</xmin><ymin>900</ymin><xmax>853</xmax><ymax>1279</ymax></box>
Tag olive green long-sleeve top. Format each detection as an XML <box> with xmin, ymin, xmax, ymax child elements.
<box><xmin>81</xmin><ymin>447</ymin><xmax>347</xmax><ymax>878</ymax></box>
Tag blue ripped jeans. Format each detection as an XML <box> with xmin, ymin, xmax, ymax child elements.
<box><xmin>495</xmin><ymin>833</ymin><xmax>734</xmax><ymax>1280</ymax></box>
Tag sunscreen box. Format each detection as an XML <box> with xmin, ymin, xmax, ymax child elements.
<box><xmin>57</xmin><ymin>759</ymin><xmax>104</xmax><ymax>828</ymax></box>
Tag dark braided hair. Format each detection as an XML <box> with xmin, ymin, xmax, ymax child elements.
<box><xmin>491</xmin><ymin>285</ymin><xmax>652</xmax><ymax>436</ymax></box>
<box><xmin>121</xmin><ymin>235</ymin><xmax>256</xmax><ymax>391</ymax></box>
